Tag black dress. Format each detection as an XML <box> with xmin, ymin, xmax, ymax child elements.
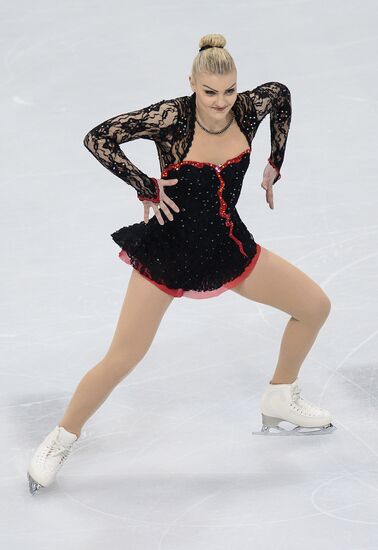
<box><xmin>83</xmin><ymin>82</ymin><xmax>292</xmax><ymax>298</ymax></box>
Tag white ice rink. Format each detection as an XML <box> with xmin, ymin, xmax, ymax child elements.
<box><xmin>1</xmin><ymin>1</ymin><xmax>378</xmax><ymax>548</ymax></box>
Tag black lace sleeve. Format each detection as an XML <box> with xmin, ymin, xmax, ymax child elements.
<box><xmin>246</xmin><ymin>82</ymin><xmax>292</xmax><ymax>185</ymax></box>
<box><xmin>83</xmin><ymin>98</ymin><xmax>178</xmax><ymax>202</ymax></box>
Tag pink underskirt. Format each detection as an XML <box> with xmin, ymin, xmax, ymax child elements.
<box><xmin>117</xmin><ymin>243</ymin><xmax>262</xmax><ymax>299</ymax></box>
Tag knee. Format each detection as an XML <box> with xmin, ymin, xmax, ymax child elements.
<box><xmin>101</xmin><ymin>347</ymin><xmax>147</xmax><ymax>383</ymax></box>
<box><xmin>304</xmin><ymin>291</ymin><xmax>331</xmax><ymax>326</ymax></box>
<box><xmin>319</xmin><ymin>292</ymin><xmax>332</xmax><ymax>320</ymax></box>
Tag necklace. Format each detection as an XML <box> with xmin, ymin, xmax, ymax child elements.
<box><xmin>195</xmin><ymin>109</ymin><xmax>234</xmax><ymax>135</ymax></box>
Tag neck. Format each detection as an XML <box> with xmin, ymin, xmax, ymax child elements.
<box><xmin>195</xmin><ymin>102</ymin><xmax>233</xmax><ymax>132</ymax></box>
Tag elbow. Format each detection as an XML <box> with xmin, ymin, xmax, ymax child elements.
<box><xmin>275</xmin><ymin>83</ymin><xmax>291</xmax><ymax>112</ymax></box>
<box><xmin>279</xmin><ymin>82</ymin><xmax>291</xmax><ymax>100</ymax></box>
<box><xmin>83</xmin><ymin>131</ymin><xmax>95</xmax><ymax>151</ymax></box>
<box><xmin>83</xmin><ymin>131</ymin><xmax>91</xmax><ymax>148</ymax></box>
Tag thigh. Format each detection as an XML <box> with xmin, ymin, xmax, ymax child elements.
<box><xmin>104</xmin><ymin>268</ymin><xmax>175</xmax><ymax>361</ymax></box>
<box><xmin>231</xmin><ymin>246</ymin><xmax>331</xmax><ymax>322</ymax></box>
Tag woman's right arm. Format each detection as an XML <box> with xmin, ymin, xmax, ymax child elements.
<box><xmin>83</xmin><ymin>98</ymin><xmax>178</xmax><ymax>203</ymax></box>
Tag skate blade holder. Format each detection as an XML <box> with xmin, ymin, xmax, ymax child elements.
<box><xmin>27</xmin><ymin>472</ymin><xmax>44</xmax><ymax>496</ymax></box>
<box><xmin>252</xmin><ymin>414</ymin><xmax>337</xmax><ymax>436</ymax></box>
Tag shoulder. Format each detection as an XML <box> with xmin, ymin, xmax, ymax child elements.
<box><xmin>146</xmin><ymin>95</ymin><xmax>190</xmax><ymax>129</ymax></box>
<box><xmin>235</xmin><ymin>84</ymin><xmax>291</xmax><ymax>117</ymax></box>
<box><xmin>162</xmin><ymin>94</ymin><xmax>191</xmax><ymax>114</ymax></box>
<box><xmin>232</xmin><ymin>90</ymin><xmax>253</xmax><ymax>118</ymax></box>
<box><xmin>240</xmin><ymin>82</ymin><xmax>291</xmax><ymax>102</ymax></box>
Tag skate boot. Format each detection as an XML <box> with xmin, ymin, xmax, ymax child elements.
<box><xmin>27</xmin><ymin>425</ymin><xmax>78</xmax><ymax>495</ymax></box>
<box><xmin>252</xmin><ymin>378</ymin><xmax>337</xmax><ymax>436</ymax></box>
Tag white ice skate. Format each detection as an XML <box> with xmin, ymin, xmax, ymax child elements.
<box><xmin>252</xmin><ymin>378</ymin><xmax>337</xmax><ymax>436</ymax></box>
<box><xmin>27</xmin><ymin>425</ymin><xmax>78</xmax><ymax>495</ymax></box>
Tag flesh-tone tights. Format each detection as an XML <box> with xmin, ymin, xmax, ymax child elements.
<box><xmin>58</xmin><ymin>246</ymin><xmax>331</xmax><ymax>438</ymax></box>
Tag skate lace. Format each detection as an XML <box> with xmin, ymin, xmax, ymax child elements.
<box><xmin>40</xmin><ymin>439</ymin><xmax>72</xmax><ymax>463</ymax></box>
<box><xmin>291</xmin><ymin>385</ymin><xmax>324</xmax><ymax>415</ymax></box>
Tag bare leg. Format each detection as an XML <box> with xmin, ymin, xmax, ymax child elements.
<box><xmin>231</xmin><ymin>247</ymin><xmax>331</xmax><ymax>384</ymax></box>
<box><xmin>58</xmin><ymin>269</ymin><xmax>175</xmax><ymax>438</ymax></box>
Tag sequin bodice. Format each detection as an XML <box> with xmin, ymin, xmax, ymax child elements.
<box><xmin>160</xmin><ymin>147</ymin><xmax>251</xmax><ymax>256</ymax></box>
<box><xmin>83</xmin><ymin>82</ymin><xmax>292</xmax><ymax>202</ymax></box>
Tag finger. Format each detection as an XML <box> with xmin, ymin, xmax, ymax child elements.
<box><xmin>163</xmin><ymin>178</ymin><xmax>178</xmax><ymax>185</ymax></box>
<box><xmin>159</xmin><ymin>201</ymin><xmax>174</xmax><ymax>221</ymax></box>
<box><xmin>163</xmin><ymin>196</ymin><xmax>180</xmax><ymax>213</ymax></box>
<box><xmin>144</xmin><ymin>203</ymin><xmax>149</xmax><ymax>224</ymax></box>
<box><xmin>152</xmin><ymin>204</ymin><xmax>165</xmax><ymax>225</ymax></box>
<box><xmin>267</xmin><ymin>188</ymin><xmax>274</xmax><ymax>209</ymax></box>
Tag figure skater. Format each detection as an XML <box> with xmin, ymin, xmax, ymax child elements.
<box><xmin>27</xmin><ymin>33</ymin><xmax>336</xmax><ymax>496</ymax></box>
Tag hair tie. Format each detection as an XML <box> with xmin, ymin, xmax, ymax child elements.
<box><xmin>199</xmin><ymin>45</ymin><xmax>223</xmax><ymax>52</ymax></box>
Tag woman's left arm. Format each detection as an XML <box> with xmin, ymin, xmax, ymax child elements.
<box><xmin>244</xmin><ymin>81</ymin><xmax>292</xmax><ymax>209</ymax></box>
<box><xmin>246</xmin><ymin>81</ymin><xmax>292</xmax><ymax>185</ymax></box>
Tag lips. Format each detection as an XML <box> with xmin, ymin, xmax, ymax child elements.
<box><xmin>214</xmin><ymin>107</ymin><xmax>226</xmax><ymax>111</ymax></box>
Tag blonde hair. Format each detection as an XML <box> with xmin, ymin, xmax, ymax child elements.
<box><xmin>191</xmin><ymin>34</ymin><xmax>236</xmax><ymax>83</ymax></box>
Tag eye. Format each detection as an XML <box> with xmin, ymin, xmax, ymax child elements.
<box><xmin>205</xmin><ymin>89</ymin><xmax>235</xmax><ymax>95</ymax></box>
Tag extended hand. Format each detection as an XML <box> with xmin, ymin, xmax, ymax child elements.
<box><xmin>143</xmin><ymin>178</ymin><xmax>180</xmax><ymax>225</ymax></box>
<box><xmin>261</xmin><ymin>163</ymin><xmax>279</xmax><ymax>210</ymax></box>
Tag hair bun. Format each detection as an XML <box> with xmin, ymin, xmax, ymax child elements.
<box><xmin>191</xmin><ymin>33</ymin><xmax>235</xmax><ymax>82</ymax></box>
<box><xmin>198</xmin><ymin>33</ymin><xmax>226</xmax><ymax>51</ymax></box>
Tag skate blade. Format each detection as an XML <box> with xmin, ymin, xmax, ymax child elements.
<box><xmin>252</xmin><ymin>422</ymin><xmax>337</xmax><ymax>436</ymax></box>
<box><xmin>27</xmin><ymin>472</ymin><xmax>44</xmax><ymax>495</ymax></box>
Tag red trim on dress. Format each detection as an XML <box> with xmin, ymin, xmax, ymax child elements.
<box><xmin>215</xmin><ymin>168</ymin><xmax>248</xmax><ymax>257</ymax></box>
<box><xmin>118</xmin><ymin>243</ymin><xmax>262</xmax><ymax>299</ymax></box>
<box><xmin>161</xmin><ymin>147</ymin><xmax>251</xmax><ymax>176</ymax></box>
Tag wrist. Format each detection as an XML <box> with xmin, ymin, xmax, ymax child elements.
<box><xmin>137</xmin><ymin>177</ymin><xmax>161</xmax><ymax>203</ymax></box>
<box><xmin>267</xmin><ymin>157</ymin><xmax>281</xmax><ymax>184</ymax></box>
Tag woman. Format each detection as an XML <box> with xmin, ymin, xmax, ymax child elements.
<box><xmin>27</xmin><ymin>33</ymin><xmax>336</xmax><ymax>496</ymax></box>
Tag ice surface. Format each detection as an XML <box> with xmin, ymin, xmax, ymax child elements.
<box><xmin>1</xmin><ymin>1</ymin><xmax>378</xmax><ymax>548</ymax></box>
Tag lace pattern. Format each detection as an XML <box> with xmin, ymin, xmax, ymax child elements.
<box><xmin>83</xmin><ymin>98</ymin><xmax>178</xmax><ymax>202</ymax></box>
<box><xmin>234</xmin><ymin>82</ymin><xmax>292</xmax><ymax>184</ymax></box>
<box><xmin>83</xmin><ymin>81</ymin><xmax>292</xmax><ymax>198</ymax></box>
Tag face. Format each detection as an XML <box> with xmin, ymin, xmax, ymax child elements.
<box><xmin>189</xmin><ymin>70</ymin><xmax>237</xmax><ymax>119</ymax></box>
